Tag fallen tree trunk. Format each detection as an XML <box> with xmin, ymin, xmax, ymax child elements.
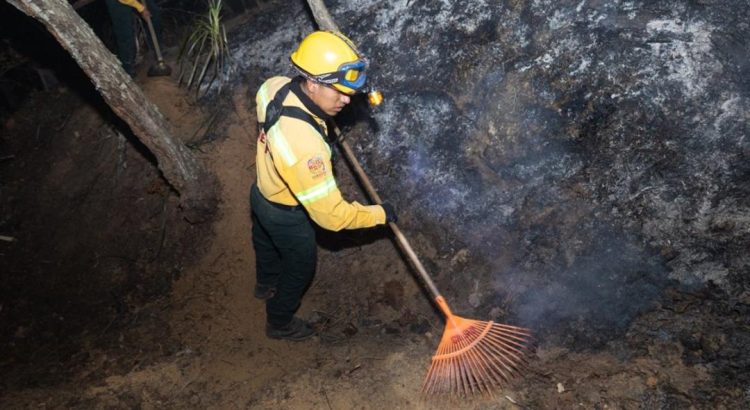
<box><xmin>7</xmin><ymin>0</ymin><xmax>215</xmax><ymax>221</ymax></box>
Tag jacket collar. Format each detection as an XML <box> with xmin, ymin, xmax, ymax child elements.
<box><xmin>290</xmin><ymin>76</ymin><xmax>331</xmax><ymax>121</ymax></box>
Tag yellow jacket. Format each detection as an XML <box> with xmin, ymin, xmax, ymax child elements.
<box><xmin>118</xmin><ymin>0</ymin><xmax>145</xmax><ymax>12</ymax></box>
<box><xmin>255</xmin><ymin>76</ymin><xmax>386</xmax><ymax>231</ymax></box>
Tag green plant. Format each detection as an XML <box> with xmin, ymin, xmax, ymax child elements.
<box><xmin>178</xmin><ymin>0</ymin><xmax>232</xmax><ymax>96</ymax></box>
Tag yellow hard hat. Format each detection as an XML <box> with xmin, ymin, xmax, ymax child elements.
<box><xmin>290</xmin><ymin>31</ymin><xmax>367</xmax><ymax>95</ymax></box>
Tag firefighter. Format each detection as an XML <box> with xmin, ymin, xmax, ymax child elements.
<box><xmin>251</xmin><ymin>31</ymin><xmax>397</xmax><ymax>341</ymax></box>
<box><xmin>104</xmin><ymin>0</ymin><xmax>163</xmax><ymax>77</ymax></box>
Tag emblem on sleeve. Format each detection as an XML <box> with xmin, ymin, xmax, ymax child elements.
<box><xmin>307</xmin><ymin>155</ymin><xmax>327</xmax><ymax>178</ymax></box>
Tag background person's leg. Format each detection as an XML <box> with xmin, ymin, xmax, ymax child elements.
<box><xmin>104</xmin><ymin>0</ymin><xmax>136</xmax><ymax>76</ymax></box>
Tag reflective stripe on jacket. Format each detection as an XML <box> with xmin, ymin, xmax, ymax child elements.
<box><xmin>254</xmin><ymin>76</ymin><xmax>386</xmax><ymax>231</ymax></box>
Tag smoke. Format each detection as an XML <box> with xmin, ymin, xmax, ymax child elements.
<box><xmin>496</xmin><ymin>224</ymin><xmax>670</xmax><ymax>348</ymax></box>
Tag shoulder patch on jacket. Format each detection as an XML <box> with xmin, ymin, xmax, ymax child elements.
<box><xmin>307</xmin><ymin>155</ymin><xmax>327</xmax><ymax>179</ymax></box>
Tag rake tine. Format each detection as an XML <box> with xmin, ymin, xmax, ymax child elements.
<box><xmin>488</xmin><ymin>325</ymin><xmax>533</xmax><ymax>345</ymax></box>
<box><xmin>485</xmin><ymin>330</ymin><xmax>531</xmax><ymax>357</ymax></box>
<box><xmin>465</xmin><ymin>342</ymin><xmax>497</xmax><ymax>397</ymax></box>
<box><xmin>492</xmin><ymin>323</ymin><xmax>534</xmax><ymax>334</ymax></box>
<box><xmin>478</xmin><ymin>327</ymin><xmax>530</xmax><ymax>373</ymax></box>
<box><xmin>438</xmin><ymin>361</ymin><xmax>449</xmax><ymax>391</ymax></box>
<box><xmin>447</xmin><ymin>359</ymin><xmax>458</xmax><ymax>396</ymax></box>
<box><xmin>475</xmin><ymin>340</ymin><xmax>516</xmax><ymax>384</ymax></box>
<box><xmin>463</xmin><ymin>327</ymin><xmax>495</xmax><ymax>376</ymax></box>
<box><xmin>474</xmin><ymin>340</ymin><xmax>510</xmax><ymax>385</ymax></box>
<box><xmin>426</xmin><ymin>361</ymin><xmax>439</xmax><ymax>396</ymax></box>
<box><xmin>486</xmin><ymin>339</ymin><xmax>530</xmax><ymax>372</ymax></box>
<box><xmin>438</xmin><ymin>358</ymin><xmax>450</xmax><ymax>397</ymax></box>
<box><xmin>437</xmin><ymin>360</ymin><xmax>449</xmax><ymax>395</ymax></box>
<box><xmin>430</xmin><ymin>361</ymin><xmax>444</xmax><ymax>396</ymax></box>
<box><xmin>448</xmin><ymin>358</ymin><xmax>459</xmax><ymax>397</ymax></box>
<box><xmin>458</xmin><ymin>332</ymin><xmax>475</xmax><ymax>394</ymax></box>
<box><xmin>482</xmin><ymin>338</ymin><xmax>527</xmax><ymax>375</ymax></box>
<box><xmin>478</xmin><ymin>327</ymin><xmax>519</xmax><ymax>391</ymax></box>
<box><xmin>421</xmin><ymin>317</ymin><xmax>533</xmax><ymax>399</ymax></box>
<box><xmin>460</xmin><ymin>356</ymin><xmax>472</xmax><ymax>397</ymax></box>
<box><xmin>467</xmin><ymin>358</ymin><xmax>481</xmax><ymax>397</ymax></box>
<box><xmin>421</xmin><ymin>361</ymin><xmax>436</xmax><ymax>394</ymax></box>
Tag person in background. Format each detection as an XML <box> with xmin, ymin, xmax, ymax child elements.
<box><xmin>251</xmin><ymin>31</ymin><xmax>397</xmax><ymax>341</ymax></box>
<box><xmin>104</xmin><ymin>0</ymin><xmax>163</xmax><ymax>77</ymax></box>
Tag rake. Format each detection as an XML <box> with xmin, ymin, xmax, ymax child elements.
<box><xmin>337</xmin><ymin>137</ymin><xmax>533</xmax><ymax>399</ymax></box>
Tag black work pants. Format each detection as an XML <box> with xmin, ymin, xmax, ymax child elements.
<box><xmin>250</xmin><ymin>184</ymin><xmax>316</xmax><ymax>327</ymax></box>
<box><xmin>104</xmin><ymin>0</ymin><xmax>163</xmax><ymax>76</ymax></box>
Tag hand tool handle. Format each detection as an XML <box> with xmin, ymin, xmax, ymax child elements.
<box><xmin>337</xmin><ymin>137</ymin><xmax>442</xmax><ymax>300</ymax></box>
<box><xmin>144</xmin><ymin>16</ymin><xmax>164</xmax><ymax>63</ymax></box>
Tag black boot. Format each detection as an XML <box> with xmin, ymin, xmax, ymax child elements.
<box><xmin>266</xmin><ymin>317</ymin><xmax>315</xmax><ymax>341</ymax></box>
<box><xmin>254</xmin><ymin>283</ymin><xmax>277</xmax><ymax>300</ymax></box>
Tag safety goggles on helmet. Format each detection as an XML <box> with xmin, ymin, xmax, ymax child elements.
<box><xmin>307</xmin><ymin>60</ymin><xmax>367</xmax><ymax>94</ymax></box>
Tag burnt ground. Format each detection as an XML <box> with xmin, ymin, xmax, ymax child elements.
<box><xmin>1</xmin><ymin>2</ymin><xmax>750</xmax><ymax>408</ymax></box>
<box><xmin>0</xmin><ymin>61</ymin><xmax>748</xmax><ymax>409</ymax></box>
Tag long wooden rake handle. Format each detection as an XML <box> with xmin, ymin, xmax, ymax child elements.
<box><xmin>336</xmin><ymin>134</ymin><xmax>448</xmax><ymax>311</ymax></box>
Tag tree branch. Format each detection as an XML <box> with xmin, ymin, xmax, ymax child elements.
<box><xmin>305</xmin><ymin>0</ymin><xmax>339</xmax><ymax>31</ymax></box>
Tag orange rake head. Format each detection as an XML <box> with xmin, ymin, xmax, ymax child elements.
<box><xmin>421</xmin><ymin>296</ymin><xmax>533</xmax><ymax>399</ymax></box>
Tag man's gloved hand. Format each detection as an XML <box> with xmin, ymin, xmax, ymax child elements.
<box><xmin>381</xmin><ymin>203</ymin><xmax>397</xmax><ymax>223</ymax></box>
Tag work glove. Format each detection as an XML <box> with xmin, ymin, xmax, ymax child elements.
<box><xmin>381</xmin><ymin>203</ymin><xmax>397</xmax><ymax>223</ymax></box>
